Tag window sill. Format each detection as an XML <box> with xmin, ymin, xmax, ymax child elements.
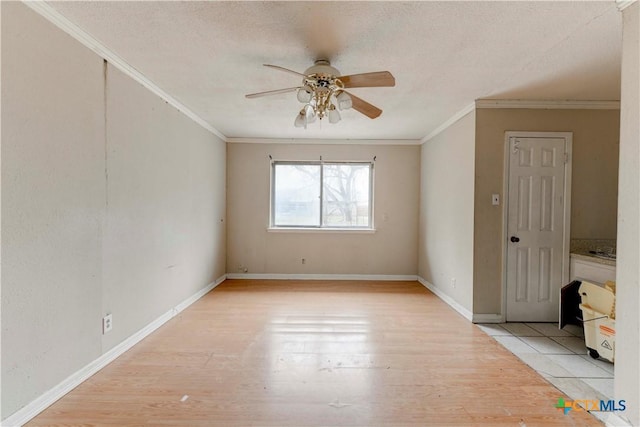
<box><xmin>267</xmin><ymin>227</ymin><xmax>376</xmax><ymax>234</ymax></box>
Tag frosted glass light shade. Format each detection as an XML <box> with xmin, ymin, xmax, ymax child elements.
<box><xmin>297</xmin><ymin>88</ymin><xmax>312</xmax><ymax>103</ymax></box>
<box><xmin>328</xmin><ymin>107</ymin><xmax>341</xmax><ymax>124</ymax></box>
<box><xmin>294</xmin><ymin>112</ymin><xmax>307</xmax><ymax>128</ymax></box>
<box><xmin>336</xmin><ymin>92</ymin><xmax>352</xmax><ymax>110</ymax></box>
<box><xmin>304</xmin><ymin>104</ymin><xmax>317</xmax><ymax>123</ymax></box>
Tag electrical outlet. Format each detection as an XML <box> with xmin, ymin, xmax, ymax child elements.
<box><xmin>302</xmin><ymin>258</ymin><xmax>306</xmax><ymax>265</ymax></box>
<box><xmin>451</xmin><ymin>278</ymin><xmax>456</xmax><ymax>288</ymax></box>
<box><xmin>103</xmin><ymin>314</ymin><xmax>113</xmax><ymax>334</ymax></box>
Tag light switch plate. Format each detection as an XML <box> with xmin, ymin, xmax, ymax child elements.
<box><xmin>492</xmin><ymin>194</ymin><xmax>500</xmax><ymax>206</ymax></box>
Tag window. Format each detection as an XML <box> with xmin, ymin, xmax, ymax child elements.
<box><xmin>271</xmin><ymin>161</ymin><xmax>373</xmax><ymax>229</ymax></box>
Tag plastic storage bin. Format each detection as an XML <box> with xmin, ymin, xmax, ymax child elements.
<box><xmin>579</xmin><ymin>281</ymin><xmax>616</xmax><ymax>363</ymax></box>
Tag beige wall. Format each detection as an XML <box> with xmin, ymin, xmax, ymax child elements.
<box><xmin>418</xmin><ymin>112</ymin><xmax>476</xmax><ymax>313</ymax></box>
<box><xmin>2</xmin><ymin>3</ymin><xmax>104</xmax><ymax>416</ymax></box>
<box><xmin>1</xmin><ymin>3</ymin><xmax>226</xmax><ymax>419</ymax></box>
<box><xmin>615</xmin><ymin>3</ymin><xmax>639</xmax><ymax>425</ymax></box>
<box><xmin>473</xmin><ymin>108</ymin><xmax>620</xmax><ymax>314</ymax></box>
<box><xmin>227</xmin><ymin>143</ymin><xmax>419</xmax><ymax>276</ymax></box>
<box><xmin>102</xmin><ymin>64</ymin><xmax>226</xmax><ymax>350</ymax></box>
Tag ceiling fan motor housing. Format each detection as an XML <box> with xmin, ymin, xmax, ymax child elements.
<box><xmin>303</xmin><ymin>59</ymin><xmax>341</xmax><ymax>81</ymax></box>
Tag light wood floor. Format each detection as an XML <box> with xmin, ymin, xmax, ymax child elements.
<box><xmin>28</xmin><ymin>280</ymin><xmax>602</xmax><ymax>426</ymax></box>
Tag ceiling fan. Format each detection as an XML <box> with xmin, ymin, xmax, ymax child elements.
<box><xmin>245</xmin><ymin>59</ymin><xmax>395</xmax><ymax>128</ymax></box>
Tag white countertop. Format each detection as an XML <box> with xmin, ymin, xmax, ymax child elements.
<box><xmin>570</xmin><ymin>251</ymin><xmax>616</xmax><ymax>267</ymax></box>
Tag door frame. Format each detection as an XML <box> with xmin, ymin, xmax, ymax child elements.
<box><xmin>501</xmin><ymin>131</ymin><xmax>573</xmax><ymax>322</ymax></box>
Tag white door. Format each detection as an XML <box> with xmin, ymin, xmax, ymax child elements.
<box><xmin>506</xmin><ymin>134</ymin><xmax>571</xmax><ymax>322</ymax></box>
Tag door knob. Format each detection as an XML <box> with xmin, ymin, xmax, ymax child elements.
<box><xmin>510</xmin><ymin>236</ymin><xmax>520</xmax><ymax>243</ymax></box>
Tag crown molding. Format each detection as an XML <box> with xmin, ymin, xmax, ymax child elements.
<box><xmin>22</xmin><ymin>1</ymin><xmax>226</xmax><ymax>141</ymax></box>
<box><xmin>475</xmin><ymin>99</ymin><xmax>621</xmax><ymax>110</ymax></box>
<box><xmin>420</xmin><ymin>102</ymin><xmax>476</xmax><ymax>144</ymax></box>
<box><xmin>226</xmin><ymin>137</ymin><xmax>422</xmax><ymax>145</ymax></box>
<box><xmin>616</xmin><ymin>0</ymin><xmax>637</xmax><ymax>11</ymax></box>
<box><xmin>419</xmin><ymin>97</ymin><xmax>621</xmax><ymax>145</ymax></box>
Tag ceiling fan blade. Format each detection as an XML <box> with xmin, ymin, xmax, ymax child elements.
<box><xmin>263</xmin><ymin>64</ymin><xmax>307</xmax><ymax>77</ymax></box>
<box><xmin>343</xmin><ymin>91</ymin><xmax>383</xmax><ymax>119</ymax></box>
<box><xmin>245</xmin><ymin>87</ymin><xmax>300</xmax><ymax>99</ymax></box>
<box><xmin>339</xmin><ymin>71</ymin><xmax>395</xmax><ymax>88</ymax></box>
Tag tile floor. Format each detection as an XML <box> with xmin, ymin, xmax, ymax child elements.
<box><xmin>477</xmin><ymin>322</ymin><xmax>615</xmax><ymax>424</ymax></box>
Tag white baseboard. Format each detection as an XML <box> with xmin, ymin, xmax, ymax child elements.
<box><xmin>174</xmin><ymin>275</ymin><xmax>226</xmax><ymax>313</ymax></box>
<box><xmin>417</xmin><ymin>276</ymin><xmax>473</xmax><ymax>321</ymax></box>
<box><xmin>1</xmin><ymin>275</ymin><xmax>227</xmax><ymax>427</ymax></box>
<box><xmin>225</xmin><ymin>273</ymin><xmax>418</xmax><ymax>281</ymax></box>
<box><xmin>472</xmin><ymin>313</ymin><xmax>504</xmax><ymax>324</ymax></box>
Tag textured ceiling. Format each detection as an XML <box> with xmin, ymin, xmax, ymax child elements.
<box><xmin>48</xmin><ymin>1</ymin><xmax>622</xmax><ymax>140</ymax></box>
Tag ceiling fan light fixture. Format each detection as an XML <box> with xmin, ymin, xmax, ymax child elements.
<box><xmin>294</xmin><ymin>111</ymin><xmax>307</xmax><ymax>128</ymax></box>
<box><xmin>304</xmin><ymin>104</ymin><xmax>317</xmax><ymax>123</ymax></box>
<box><xmin>248</xmin><ymin>60</ymin><xmax>394</xmax><ymax>127</ymax></box>
<box><xmin>328</xmin><ymin>105</ymin><xmax>341</xmax><ymax>124</ymax></box>
<box><xmin>336</xmin><ymin>92</ymin><xmax>352</xmax><ymax>110</ymax></box>
<box><xmin>297</xmin><ymin>87</ymin><xmax>312</xmax><ymax>103</ymax></box>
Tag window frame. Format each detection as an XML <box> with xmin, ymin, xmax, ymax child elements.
<box><xmin>269</xmin><ymin>160</ymin><xmax>375</xmax><ymax>230</ymax></box>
